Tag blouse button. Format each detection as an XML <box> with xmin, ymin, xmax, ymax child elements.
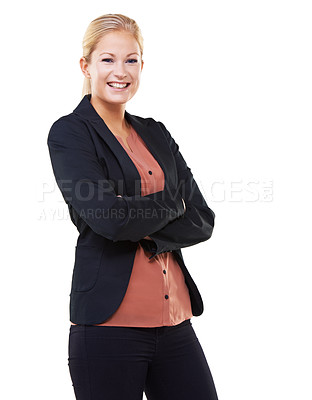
<box><xmin>165</xmin><ymin>295</ymin><xmax>169</xmax><ymax>299</ymax></box>
<box><xmin>163</xmin><ymin>269</ymin><xmax>166</xmax><ymax>274</ymax></box>
<box><xmin>148</xmin><ymin>170</ymin><xmax>153</xmax><ymax>175</ymax></box>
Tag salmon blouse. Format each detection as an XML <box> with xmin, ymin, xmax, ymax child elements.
<box><xmin>71</xmin><ymin>124</ymin><xmax>193</xmax><ymax>327</ymax></box>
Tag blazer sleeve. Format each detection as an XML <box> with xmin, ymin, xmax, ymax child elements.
<box><xmin>141</xmin><ymin>120</ymin><xmax>215</xmax><ymax>257</ymax></box>
<box><xmin>47</xmin><ymin>116</ymin><xmax>185</xmax><ymax>242</ymax></box>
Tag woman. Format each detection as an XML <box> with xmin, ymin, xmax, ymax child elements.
<box><xmin>47</xmin><ymin>13</ymin><xmax>219</xmax><ymax>400</ymax></box>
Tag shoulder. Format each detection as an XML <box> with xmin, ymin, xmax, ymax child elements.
<box><xmin>47</xmin><ymin>112</ymin><xmax>90</xmax><ymax>146</ymax></box>
<box><xmin>130</xmin><ymin>113</ymin><xmax>165</xmax><ymax>128</ymax></box>
<box><xmin>145</xmin><ymin>115</ymin><xmax>175</xmax><ymax>144</ymax></box>
<box><xmin>128</xmin><ymin>113</ymin><xmax>172</xmax><ymax>141</ymax></box>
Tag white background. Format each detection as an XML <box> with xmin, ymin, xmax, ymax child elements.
<box><xmin>1</xmin><ymin>0</ymin><xmax>311</xmax><ymax>399</ymax></box>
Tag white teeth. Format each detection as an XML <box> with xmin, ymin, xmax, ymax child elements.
<box><xmin>108</xmin><ymin>82</ymin><xmax>128</xmax><ymax>88</ymax></box>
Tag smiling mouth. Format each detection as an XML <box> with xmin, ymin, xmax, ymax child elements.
<box><xmin>107</xmin><ymin>82</ymin><xmax>131</xmax><ymax>89</ymax></box>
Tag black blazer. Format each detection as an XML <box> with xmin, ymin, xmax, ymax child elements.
<box><xmin>47</xmin><ymin>94</ymin><xmax>215</xmax><ymax>325</ymax></box>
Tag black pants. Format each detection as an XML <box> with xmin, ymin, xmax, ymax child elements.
<box><xmin>68</xmin><ymin>318</ymin><xmax>219</xmax><ymax>400</ymax></box>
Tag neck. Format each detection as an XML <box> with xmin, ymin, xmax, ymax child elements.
<box><xmin>90</xmin><ymin>95</ymin><xmax>129</xmax><ymax>130</ymax></box>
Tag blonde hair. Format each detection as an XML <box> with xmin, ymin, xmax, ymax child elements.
<box><xmin>81</xmin><ymin>13</ymin><xmax>144</xmax><ymax>97</ymax></box>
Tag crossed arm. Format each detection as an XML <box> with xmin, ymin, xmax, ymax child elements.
<box><xmin>142</xmin><ymin>197</ymin><xmax>185</xmax><ymax>240</ymax></box>
<box><xmin>47</xmin><ymin>116</ymin><xmax>214</xmax><ymax>252</ymax></box>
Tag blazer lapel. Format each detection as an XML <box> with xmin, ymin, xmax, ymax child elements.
<box><xmin>73</xmin><ymin>95</ymin><xmax>175</xmax><ymax>196</ymax></box>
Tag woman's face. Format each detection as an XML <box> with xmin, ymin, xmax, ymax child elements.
<box><xmin>81</xmin><ymin>30</ymin><xmax>143</xmax><ymax>106</ymax></box>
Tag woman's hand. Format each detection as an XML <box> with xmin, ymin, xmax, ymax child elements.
<box><xmin>143</xmin><ymin>235</ymin><xmax>153</xmax><ymax>240</ymax></box>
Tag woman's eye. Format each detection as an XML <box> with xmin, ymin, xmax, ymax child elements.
<box><xmin>101</xmin><ymin>58</ymin><xmax>138</xmax><ymax>63</ymax></box>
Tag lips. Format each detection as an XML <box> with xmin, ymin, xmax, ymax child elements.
<box><xmin>107</xmin><ymin>82</ymin><xmax>131</xmax><ymax>88</ymax></box>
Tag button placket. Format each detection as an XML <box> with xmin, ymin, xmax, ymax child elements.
<box><xmin>155</xmin><ymin>253</ymin><xmax>170</xmax><ymax>325</ymax></box>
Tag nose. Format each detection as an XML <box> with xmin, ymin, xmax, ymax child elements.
<box><xmin>113</xmin><ymin>61</ymin><xmax>127</xmax><ymax>79</ymax></box>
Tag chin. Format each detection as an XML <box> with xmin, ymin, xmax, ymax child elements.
<box><xmin>107</xmin><ymin>97</ymin><xmax>130</xmax><ymax>105</ymax></box>
<box><xmin>94</xmin><ymin>94</ymin><xmax>128</xmax><ymax>104</ymax></box>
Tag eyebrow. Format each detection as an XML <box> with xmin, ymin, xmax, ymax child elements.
<box><xmin>99</xmin><ymin>52</ymin><xmax>140</xmax><ymax>57</ymax></box>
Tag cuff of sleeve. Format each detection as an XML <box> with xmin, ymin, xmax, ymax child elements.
<box><xmin>175</xmin><ymin>192</ymin><xmax>185</xmax><ymax>218</ymax></box>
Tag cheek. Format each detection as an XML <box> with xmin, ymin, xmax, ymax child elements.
<box><xmin>93</xmin><ymin>65</ymin><xmax>107</xmax><ymax>81</ymax></box>
<box><xmin>132</xmin><ymin>72</ymin><xmax>141</xmax><ymax>85</ymax></box>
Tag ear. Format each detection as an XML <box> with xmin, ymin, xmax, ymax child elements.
<box><xmin>141</xmin><ymin>59</ymin><xmax>144</xmax><ymax>71</ymax></box>
<box><xmin>80</xmin><ymin>57</ymin><xmax>91</xmax><ymax>79</ymax></box>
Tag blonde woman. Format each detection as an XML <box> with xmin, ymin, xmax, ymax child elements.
<box><xmin>48</xmin><ymin>13</ymin><xmax>219</xmax><ymax>400</ymax></box>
